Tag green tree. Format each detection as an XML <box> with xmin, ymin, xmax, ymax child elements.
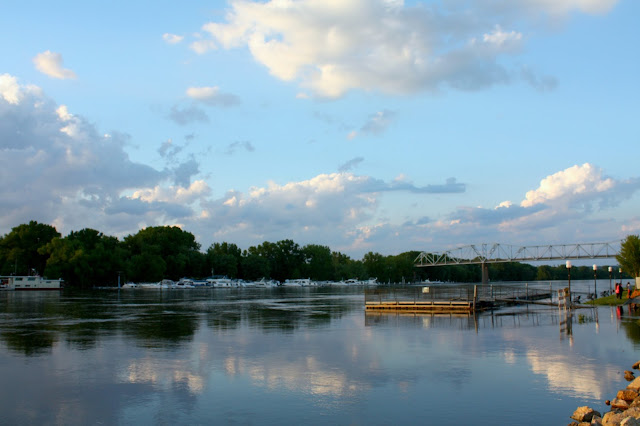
<box><xmin>124</xmin><ymin>226</ymin><xmax>200</xmax><ymax>281</ymax></box>
<box><xmin>42</xmin><ymin>229</ymin><xmax>127</xmax><ymax>287</ymax></box>
<box><xmin>247</xmin><ymin>240</ymin><xmax>303</xmax><ymax>281</ymax></box>
<box><xmin>0</xmin><ymin>221</ymin><xmax>60</xmax><ymax>276</ymax></box>
<box><xmin>536</xmin><ymin>264</ymin><xmax>553</xmax><ymax>280</ymax></box>
<box><xmin>207</xmin><ymin>242</ymin><xmax>242</xmax><ymax>278</ymax></box>
<box><xmin>617</xmin><ymin>235</ymin><xmax>640</xmax><ymax>279</ymax></box>
<box><xmin>241</xmin><ymin>252</ymin><xmax>271</xmax><ymax>281</ymax></box>
<box><xmin>363</xmin><ymin>252</ymin><xmax>388</xmax><ymax>282</ymax></box>
<box><xmin>301</xmin><ymin>244</ymin><xmax>333</xmax><ymax>281</ymax></box>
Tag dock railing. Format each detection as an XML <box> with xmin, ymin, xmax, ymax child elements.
<box><xmin>365</xmin><ymin>284</ymin><xmax>554</xmax><ymax>312</ymax></box>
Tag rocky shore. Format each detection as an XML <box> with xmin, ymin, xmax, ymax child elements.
<box><xmin>570</xmin><ymin>361</ymin><xmax>640</xmax><ymax>425</ymax></box>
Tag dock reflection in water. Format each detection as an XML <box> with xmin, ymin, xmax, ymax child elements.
<box><xmin>1</xmin><ymin>286</ymin><xmax>640</xmax><ymax>425</ymax></box>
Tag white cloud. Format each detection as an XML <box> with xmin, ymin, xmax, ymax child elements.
<box><xmin>524</xmin><ymin>0</ymin><xmax>618</xmax><ymax>16</ymax></box>
<box><xmin>521</xmin><ymin>163</ymin><xmax>615</xmax><ymax>208</ymax></box>
<box><xmin>190</xmin><ymin>39</ymin><xmax>217</xmax><ymax>54</ymax></box>
<box><xmin>133</xmin><ymin>180</ymin><xmax>211</xmax><ymax>204</ymax></box>
<box><xmin>193</xmin><ymin>0</ymin><xmax>619</xmax><ymax>98</ymax></box>
<box><xmin>480</xmin><ymin>25</ymin><xmax>522</xmax><ymax>48</ymax></box>
<box><xmin>163</xmin><ymin>33</ymin><xmax>184</xmax><ymax>44</ymax></box>
<box><xmin>0</xmin><ymin>73</ymin><xmax>40</xmax><ymax>104</ymax></box>
<box><xmin>0</xmin><ymin>74</ymin><xmax>206</xmax><ymax>238</ymax></box>
<box><xmin>186</xmin><ymin>86</ymin><xmax>240</xmax><ymax>107</ymax></box>
<box><xmin>414</xmin><ymin>163</ymin><xmax>639</xmax><ymax>252</ymax></box>
<box><xmin>33</xmin><ymin>51</ymin><xmax>77</xmax><ymax>80</ymax></box>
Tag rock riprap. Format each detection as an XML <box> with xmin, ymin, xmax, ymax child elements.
<box><xmin>569</xmin><ymin>361</ymin><xmax>640</xmax><ymax>426</ymax></box>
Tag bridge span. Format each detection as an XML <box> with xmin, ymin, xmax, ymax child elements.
<box><xmin>414</xmin><ymin>241</ymin><xmax>621</xmax><ymax>284</ymax></box>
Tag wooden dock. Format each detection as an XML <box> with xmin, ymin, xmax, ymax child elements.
<box><xmin>365</xmin><ymin>300</ymin><xmax>475</xmax><ymax>313</ymax></box>
<box><xmin>365</xmin><ymin>284</ymin><xmax>554</xmax><ymax>313</ymax></box>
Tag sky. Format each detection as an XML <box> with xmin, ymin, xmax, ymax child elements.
<box><xmin>1</xmin><ymin>0</ymin><xmax>639</xmax><ymax>259</ymax></box>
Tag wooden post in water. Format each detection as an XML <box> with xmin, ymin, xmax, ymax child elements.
<box><xmin>473</xmin><ymin>285</ymin><xmax>477</xmax><ymax>312</ymax></box>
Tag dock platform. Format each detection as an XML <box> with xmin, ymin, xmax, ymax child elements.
<box><xmin>365</xmin><ymin>284</ymin><xmax>554</xmax><ymax>313</ymax></box>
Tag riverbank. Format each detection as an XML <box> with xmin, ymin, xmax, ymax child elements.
<box><xmin>570</xmin><ymin>361</ymin><xmax>640</xmax><ymax>425</ymax></box>
<box><xmin>588</xmin><ymin>290</ymin><xmax>640</xmax><ymax>306</ymax></box>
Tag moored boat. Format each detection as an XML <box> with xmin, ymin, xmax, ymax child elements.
<box><xmin>283</xmin><ymin>278</ymin><xmax>311</xmax><ymax>287</ymax></box>
<box><xmin>1</xmin><ymin>275</ymin><xmax>63</xmax><ymax>290</ymax></box>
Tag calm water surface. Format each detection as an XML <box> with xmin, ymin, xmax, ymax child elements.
<box><xmin>1</xmin><ymin>281</ymin><xmax>639</xmax><ymax>425</ymax></box>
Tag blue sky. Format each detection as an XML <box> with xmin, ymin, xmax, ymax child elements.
<box><xmin>1</xmin><ymin>0</ymin><xmax>639</xmax><ymax>258</ymax></box>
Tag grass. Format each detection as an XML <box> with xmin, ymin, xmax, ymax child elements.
<box><xmin>587</xmin><ymin>295</ymin><xmax>625</xmax><ymax>306</ymax></box>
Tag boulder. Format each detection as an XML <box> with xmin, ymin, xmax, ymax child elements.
<box><xmin>612</xmin><ymin>398</ymin><xmax>631</xmax><ymax>410</ymax></box>
<box><xmin>628</xmin><ymin>377</ymin><xmax>640</xmax><ymax>392</ymax></box>
<box><xmin>572</xmin><ymin>406</ymin><xmax>601</xmax><ymax>422</ymax></box>
<box><xmin>625</xmin><ymin>407</ymin><xmax>640</xmax><ymax>419</ymax></box>
<box><xmin>620</xmin><ymin>417</ymin><xmax>640</xmax><ymax>426</ymax></box>
<box><xmin>632</xmin><ymin>361</ymin><xmax>640</xmax><ymax>370</ymax></box>
<box><xmin>626</xmin><ymin>371</ymin><xmax>636</xmax><ymax>381</ymax></box>
<box><xmin>619</xmin><ymin>390</ymin><xmax>640</xmax><ymax>402</ymax></box>
<box><xmin>603</xmin><ymin>411</ymin><xmax>630</xmax><ymax>426</ymax></box>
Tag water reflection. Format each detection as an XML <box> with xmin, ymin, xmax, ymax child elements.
<box><xmin>0</xmin><ymin>288</ymin><xmax>360</xmax><ymax>355</ymax></box>
<box><xmin>2</xmin><ymin>288</ymin><xmax>640</xmax><ymax>424</ymax></box>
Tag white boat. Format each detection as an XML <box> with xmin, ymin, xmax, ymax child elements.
<box><xmin>206</xmin><ymin>277</ymin><xmax>234</xmax><ymax>287</ymax></box>
<box><xmin>1</xmin><ymin>275</ymin><xmax>63</xmax><ymax>290</ymax></box>
<box><xmin>175</xmin><ymin>278</ymin><xmax>195</xmax><ymax>288</ymax></box>
<box><xmin>283</xmin><ymin>278</ymin><xmax>311</xmax><ymax>287</ymax></box>
<box><xmin>254</xmin><ymin>278</ymin><xmax>280</xmax><ymax>288</ymax></box>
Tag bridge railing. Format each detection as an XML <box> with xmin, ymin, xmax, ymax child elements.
<box><xmin>414</xmin><ymin>241</ymin><xmax>621</xmax><ymax>267</ymax></box>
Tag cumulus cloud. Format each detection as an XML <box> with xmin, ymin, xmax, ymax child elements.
<box><xmin>186</xmin><ymin>86</ymin><xmax>240</xmax><ymax>107</ymax></box>
<box><xmin>190</xmin><ymin>39</ymin><xmax>217</xmax><ymax>54</ymax></box>
<box><xmin>172</xmin><ymin>158</ymin><xmax>200</xmax><ymax>187</ymax></box>
<box><xmin>188</xmin><ymin>172</ymin><xmax>467</xmax><ymax>253</ymax></box>
<box><xmin>414</xmin><ymin>163</ymin><xmax>640</xmax><ymax>251</ymax></box>
<box><xmin>192</xmin><ymin>0</ymin><xmax>619</xmax><ymax>98</ymax></box>
<box><xmin>133</xmin><ymin>180</ymin><xmax>211</xmax><ymax>205</ymax></box>
<box><xmin>33</xmin><ymin>51</ymin><xmax>77</xmax><ymax>80</ymax></box>
<box><xmin>521</xmin><ymin>163</ymin><xmax>616</xmax><ymax>208</ymax></box>
<box><xmin>163</xmin><ymin>33</ymin><xmax>184</xmax><ymax>44</ymax></box>
<box><xmin>0</xmin><ymin>74</ymin><xmax>208</xmax><ymax>237</ymax></box>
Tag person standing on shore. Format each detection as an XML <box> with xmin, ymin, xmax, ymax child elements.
<box><xmin>628</xmin><ymin>282</ymin><xmax>632</xmax><ymax>299</ymax></box>
<box><xmin>616</xmin><ymin>283</ymin><xmax>621</xmax><ymax>299</ymax></box>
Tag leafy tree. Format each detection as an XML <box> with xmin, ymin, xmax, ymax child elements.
<box><xmin>536</xmin><ymin>265</ymin><xmax>553</xmax><ymax>280</ymax></box>
<box><xmin>617</xmin><ymin>235</ymin><xmax>640</xmax><ymax>278</ymax></box>
<box><xmin>275</xmin><ymin>239</ymin><xmax>304</xmax><ymax>280</ymax></box>
<box><xmin>301</xmin><ymin>244</ymin><xmax>333</xmax><ymax>281</ymax></box>
<box><xmin>42</xmin><ymin>228</ymin><xmax>127</xmax><ymax>287</ymax></box>
<box><xmin>0</xmin><ymin>221</ymin><xmax>60</xmax><ymax>275</ymax></box>
<box><xmin>241</xmin><ymin>252</ymin><xmax>271</xmax><ymax>281</ymax></box>
<box><xmin>124</xmin><ymin>226</ymin><xmax>200</xmax><ymax>281</ymax></box>
<box><xmin>206</xmin><ymin>242</ymin><xmax>242</xmax><ymax>278</ymax></box>
<box><xmin>363</xmin><ymin>252</ymin><xmax>388</xmax><ymax>282</ymax></box>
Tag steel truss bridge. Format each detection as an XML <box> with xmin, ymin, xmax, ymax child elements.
<box><xmin>414</xmin><ymin>241</ymin><xmax>621</xmax><ymax>284</ymax></box>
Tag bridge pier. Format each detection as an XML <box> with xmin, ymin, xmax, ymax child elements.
<box><xmin>481</xmin><ymin>262</ymin><xmax>489</xmax><ymax>285</ymax></box>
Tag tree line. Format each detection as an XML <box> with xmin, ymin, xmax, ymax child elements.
<box><xmin>0</xmin><ymin>221</ymin><xmax>631</xmax><ymax>288</ymax></box>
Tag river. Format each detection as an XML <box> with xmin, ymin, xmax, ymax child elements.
<box><xmin>0</xmin><ymin>280</ymin><xmax>638</xmax><ymax>425</ymax></box>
